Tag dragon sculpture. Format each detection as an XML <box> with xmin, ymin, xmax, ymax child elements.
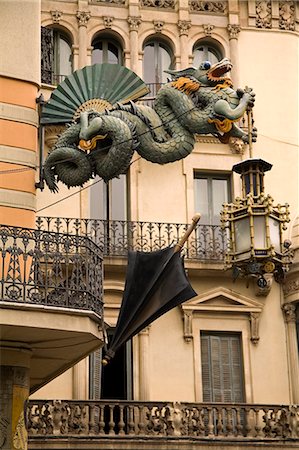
<box><xmin>43</xmin><ymin>58</ymin><xmax>256</xmax><ymax>192</ymax></box>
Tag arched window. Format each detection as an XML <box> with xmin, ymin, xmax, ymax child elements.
<box><xmin>193</xmin><ymin>41</ymin><xmax>223</xmax><ymax>67</ymax></box>
<box><xmin>41</xmin><ymin>27</ymin><xmax>72</xmax><ymax>85</ymax></box>
<box><xmin>143</xmin><ymin>41</ymin><xmax>174</xmax><ymax>85</ymax></box>
<box><xmin>91</xmin><ymin>38</ymin><xmax>123</xmax><ymax>65</ymax></box>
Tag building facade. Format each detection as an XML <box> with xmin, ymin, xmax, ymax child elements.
<box><xmin>1</xmin><ymin>0</ymin><xmax>299</xmax><ymax>448</ymax></box>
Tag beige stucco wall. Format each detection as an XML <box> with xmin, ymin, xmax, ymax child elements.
<box><xmin>0</xmin><ymin>0</ymin><xmax>41</xmax><ymax>85</ymax></box>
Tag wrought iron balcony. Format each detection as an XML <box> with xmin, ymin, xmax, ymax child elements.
<box><xmin>0</xmin><ymin>225</ymin><xmax>103</xmax><ymax>316</ymax></box>
<box><xmin>28</xmin><ymin>399</ymin><xmax>299</xmax><ymax>442</ymax></box>
<box><xmin>36</xmin><ymin>217</ymin><xmax>227</xmax><ymax>262</ymax></box>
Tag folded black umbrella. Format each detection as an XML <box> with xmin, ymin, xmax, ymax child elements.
<box><xmin>102</xmin><ymin>215</ymin><xmax>200</xmax><ymax>364</ymax></box>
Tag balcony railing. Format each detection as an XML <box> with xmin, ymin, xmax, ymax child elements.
<box><xmin>0</xmin><ymin>225</ymin><xmax>103</xmax><ymax>316</ymax></box>
<box><xmin>36</xmin><ymin>217</ymin><xmax>227</xmax><ymax>262</ymax></box>
<box><xmin>28</xmin><ymin>400</ymin><xmax>299</xmax><ymax>441</ymax></box>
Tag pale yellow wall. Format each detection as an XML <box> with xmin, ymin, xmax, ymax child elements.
<box><xmin>0</xmin><ymin>0</ymin><xmax>41</xmax><ymax>85</ymax></box>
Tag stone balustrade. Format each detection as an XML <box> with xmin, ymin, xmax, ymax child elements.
<box><xmin>27</xmin><ymin>400</ymin><xmax>299</xmax><ymax>441</ymax></box>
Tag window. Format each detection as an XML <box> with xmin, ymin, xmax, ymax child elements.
<box><xmin>193</xmin><ymin>41</ymin><xmax>222</xmax><ymax>67</ymax></box>
<box><xmin>90</xmin><ymin>174</ymin><xmax>127</xmax><ymax>221</ymax></box>
<box><xmin>201</xmin><ymin>332</ymin><xmax>245</xmax><ymax>403</ymax></box>
<box><xmin>143</xmin><ymin>41</ymin><xmax>174</xmax><ymax>85</ymax></box>
<box><xmin>91</xmin><ymin>38</ymin><xmax>123</xmax><ymax>65</ymax></box>
<box><xmin>194</xmin><ymin>173</ymin><xmax>231</xmax><ymax>225</ymax></box>
<box><xmin>89</xmin><ymin>332</ymin><xmax>133</xmax><ymax>400</ymax></box>
<box><xmin>41</xmin><ymin>27</ymin><xmax>72</xmax><ymax>85</ymax></box>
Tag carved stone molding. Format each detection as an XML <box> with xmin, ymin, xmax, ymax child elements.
<box><xmin>51</xmin><ymin>10</ymin><xmax>62</xmax><ymax>23</ymax></box>
<box><xmin>103</xmin><ymin>16</ymin><xmax>114</xmax><ymax>28</ymax></box>
<box><xmin>189</xmin><ymin>1</ymin><xmax>227</xmax><ymax>14</ymax></box>
<box><xmin>183</xmin><ymin>311</ymin><xmax>193</xmax><ymax>342</ymax></box>
<box><xmin>177</xmin><ymin>20</ymin><xmax>192</xmax><ymax>36</ymax></box>
<box><xmin>227</xmin><ymin>24</ymin><xmax>241</xmax><ymax>39</ymax></box>
<box><xmin>279</xmin><ymin>1</ymin><xmax>295</xmax><ymax>31</ymax></box>
<box><xmin>283</xmin><ymin>278</ymin><xmax>299</xmax><ymax>298</ymax></box>
<box><xmin>76</xmin><ymin>11</ymin><xmax>91</xmax><ymax>27</ymax></box>
<box><xmin>282</xmin><ymin>303</ymin><xmax>297</xmax><ymax>323</ymax></box>
<box><xmin>141</xmin><ymin>0</ymin><xmax>175</xmax><ymax>8</ymax></box>
<box><xmin>256</xmin><ymin>1</ymin><xmax>272</xmax><ymax>28</ymax></box>
<box><xmin>250</xmin><ymin>312</ymin><xmax>260</xmax><ymax>344</ymax></box>
<box><xmin>127</xmin><ymin>16</ymin><xmax>142</xmax><ymax>31</ymax></box>
<box><xmin>203</xmin><ymin>23</ymin><xmax>214</xmax><ymax>36</ymax></box>
<box><xmin>153</xmin><ymin>20</ymin><xmax>164</xmax><ymax>33</ymax></box>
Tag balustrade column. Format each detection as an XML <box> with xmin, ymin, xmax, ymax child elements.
<box><xmin>282</xmin><ymin>303</ymin><xmax>299</xmax><ymax>403</ymax></box>
<box><xmin>177</xmin><ymin>21</ymin><xmax>191</xmax><ymax>69</ymax></box>
<box><xmin>138</xmin><ymin>327</ymin><xmax>150</xmax><ymax>400</ymax></box>
<box><xmin>227</xmin><ymin>24</ymin><xmax>240</xmax><ymax>87</ymax></box>
<box><xmin>76</xmin><ymin>11</ymin><xmax>91</xmax><ymax>69</ymax></box>
<box><xmin>127</xmin><ymin>17</ymin><xmax>141</xmax><ymax>74</ymax></box>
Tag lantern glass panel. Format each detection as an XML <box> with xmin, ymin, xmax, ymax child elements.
<box><xmin>269</xmin><ymin>217</ymin><xmax>281</xmax><ymax>252</ymax></box>
<box><xmin>253</xmin><ymin>216</ymin><xmax>267</xmax><ymax>249</ymax></box>
<box><xmin>234</xmin><ymin>218</ymin><xmax>251</xmax><ymax>253</ymax></box>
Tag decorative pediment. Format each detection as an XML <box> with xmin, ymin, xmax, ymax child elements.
<box><xmin>181</xmin><ymin>287</ymin><xmax>263</xmax><ymax>345</ymax></box>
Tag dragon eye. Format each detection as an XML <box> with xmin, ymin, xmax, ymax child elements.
<box><xmin>203</xmin><ymin>61</ymin><xmax>211</xmax><ymax>70</ymax></box>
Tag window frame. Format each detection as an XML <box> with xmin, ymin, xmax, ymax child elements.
<box><xmin>91</xmin><ymin>37</ymin><xmax>123</xmax><ymax>65</ymax></box>
<box><xmin>143</xmin><ymin>39</ymin><xmax>175</xmax><ymax>84</ymax></box>
<box><xmin>194</xmin><ymin>171</ymin><xmax>232</xmax><ymax>226</ymax></box>
<box><xmin>192</xmin><ymin>39</ymin><xmax>223</xmax><ymax>67</ymax></box>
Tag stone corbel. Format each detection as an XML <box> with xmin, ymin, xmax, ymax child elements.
<box><xmin>249</xmin><ymin>312</ymin><xmax>260</xmax><ymax>344</ymax></box>
<box><xmin>254</xmin><ymin>273</ymin><xmax>273</xmax><ymax>297</ymax></box>
<box><xmin>153</xmin><ymin>20</ymin><xmax>164</xmax><ymax>33</ymax></box>
<box><xmin>203</xmin><ymin>23</ymin><xmax>214</xmax><ymax>36</ymax></box>
<box><xmin>183</xmin><ymin>310</ymin><xmax>193</xmax><ymax>342</ymax></box>
<box><xmin>51</xmin><ymin>10</ymin><xmax>62</xmax><ymax>23</ymax></box>
<box><xmin>103</xmin><ymin>16</ymin><xmax>114</xmax><ymax>29</ymax></box>
<box><xmin>227</xmin><ymin>24</ymin><xmax>240</xmax><ymax>40</ymax></box>
<box><xmin>127</xmin><ymin>16</ymin><xmax>142</xmax><ymax>31</ymax></box>
<box><xmin>44</xmin><ymin>125</ymin><xmax>66</xmax><ymax>151</ymax></box>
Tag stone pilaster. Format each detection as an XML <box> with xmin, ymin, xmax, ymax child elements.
<box><xmin>227</xmin><ymin>24</ymin><xmax>240</xmax><ymax>87</ymax></box>
<box><xmin>127</xmin><ymin>16</ymin><xmax>141</xmax><ymax>73</ymax></box>
<box><xmin>177</xmin><ymin>20</ymin><xmax>191</xmax><ymax>68</ymax></box>
<box><xmin>282</xmin><ymin>303</ymin><xmax>299</xmax><ymax>403</ymax></box>
<box><xmin>138</xmin><ymin>327</ymin><xmax>150</xmax><ymax>400</ymax></box>
<box><xmin>76</xmin><ymin>11</ymin><xmax>91</xmax><ymax>68</ymax></box>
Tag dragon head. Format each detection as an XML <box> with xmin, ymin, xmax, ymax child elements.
<box><xmin>165</xmin><ymin>58</ymin><xmax>233</xmax><ymax>88</ymax></box>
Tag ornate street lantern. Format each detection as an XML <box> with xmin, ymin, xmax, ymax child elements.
<box><xmin>221</xmin><ymin>158</ymin><xmax>292</xmax><ymax>289</ymax></box>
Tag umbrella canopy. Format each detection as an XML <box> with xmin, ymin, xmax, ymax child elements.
<box><xmin>103</xmin><ymin>245</ymin><xmax>197</xmax><ymax>363</ymax></box>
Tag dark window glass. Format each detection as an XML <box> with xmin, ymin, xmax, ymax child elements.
<box><xmin>92</xmin><ymin>39</ymin><xmax>122</xmax><ymax>65</ymax></box>
<box><xmin>143</xmin><ymin>41</ymin><xmax>173</xmax><ymax>84</ymax></box>
<box><xmin>193</xmin><ymin>44</ymin><xmax>222</xmax><ymax>66</ymax></box>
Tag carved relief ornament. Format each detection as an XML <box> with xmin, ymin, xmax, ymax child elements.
<box><xmin>279</xmin><ymin>1</ymin><xmax>295</xmax><ymax>31</ymax></box>
<box><xmin>189</xmin><ymin>1</ymin><xmax>227</xmax><ymax>13</ymax></box>
<box><xmin>127</xmin><ymin>16</ymin><xmax>141</xmax><ymax>31</ymax></box>
<box><xmin>76</xmin><ymin>11</ymin><xmax>91</xmax><ymax>26</ymax></box>
<box><xmin>282</xmin><ymin>303</ymin><xmax>296</xmax><ymax>323</ymax></box>
<box><xmin>51</xmin><ymin>10</ymin><xmax>62</xmax><ymax>23</ymax></box>
<box><xmin>153</xmin><ymin>20</ymin><xmax>164</xmax><ymax>33</ymax></box>
<box><xmin>256</xmin><ymin>1</ymin><xmax>272</xmax><ymax>28</ymax></box>
<box><xmin>203</xmin><ymin>23</ymin><xmax>214</xmax><ymax>36</ymax></box>
<box><xmin>103</xmin><ymin>16</ymin><xmax>114</xmax><ymax>28</ymax></box>
<box><xmin>141</xmin><ymin>0</ymin><xmax>175</xmax><ymax>8</ymax></box>
<box><xmin>227</xmin><ymin>24</ymin><xmax>241</xmax><ymax>39</ymax></box>
<box><xmin>177</xmin><ymin>20</ymin><xmax>192</xmax><ymax>36</ymax></box>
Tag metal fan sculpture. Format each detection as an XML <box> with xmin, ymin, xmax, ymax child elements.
<box><xmin>41</xmin><ymin>64</ymin><xmax>149</xmax><ymax>124</ymax></box>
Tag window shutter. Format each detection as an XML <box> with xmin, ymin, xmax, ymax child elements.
<box><xmin>201</xmin><ymin>335</ymin><xmax>212</xmax><ymax>402</ymax></box>
<box><xmin>201</xmin><ymin>333</ymin><xmax>244</xmax><ymax>403</ymax></box>
<box><xmin>89</xmin><ymin>348</ymin><xmax>102</xmax><ymax>399</ymax></box>
<box><xmin>41</xmin><ymin>26</ymin><xmax>54</xmax><ymax>84</ymax></box>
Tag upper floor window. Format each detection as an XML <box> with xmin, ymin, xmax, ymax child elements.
<box><xmin>193</xmin><ymin>41</ymin><xmax>222</xmax><ymax>67</ymax></box>
<box><xmin>194</xmin><ymin>172</ymin><xmax>231</xmax><ymax>225</ymax></box>
<box><xmin>91</xmin><ymin>38</ymin><xmax>123</xmax><ymax>65</ymax></box>
<box><xmin>143</xmin><ymin>40</ymin><xmax>174</xmax><ymax>85</ymax></box>
<box><xmin>41</xmin><ymin>26</ymin><xmax>72</xmax><ymax>85</ymax></box>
